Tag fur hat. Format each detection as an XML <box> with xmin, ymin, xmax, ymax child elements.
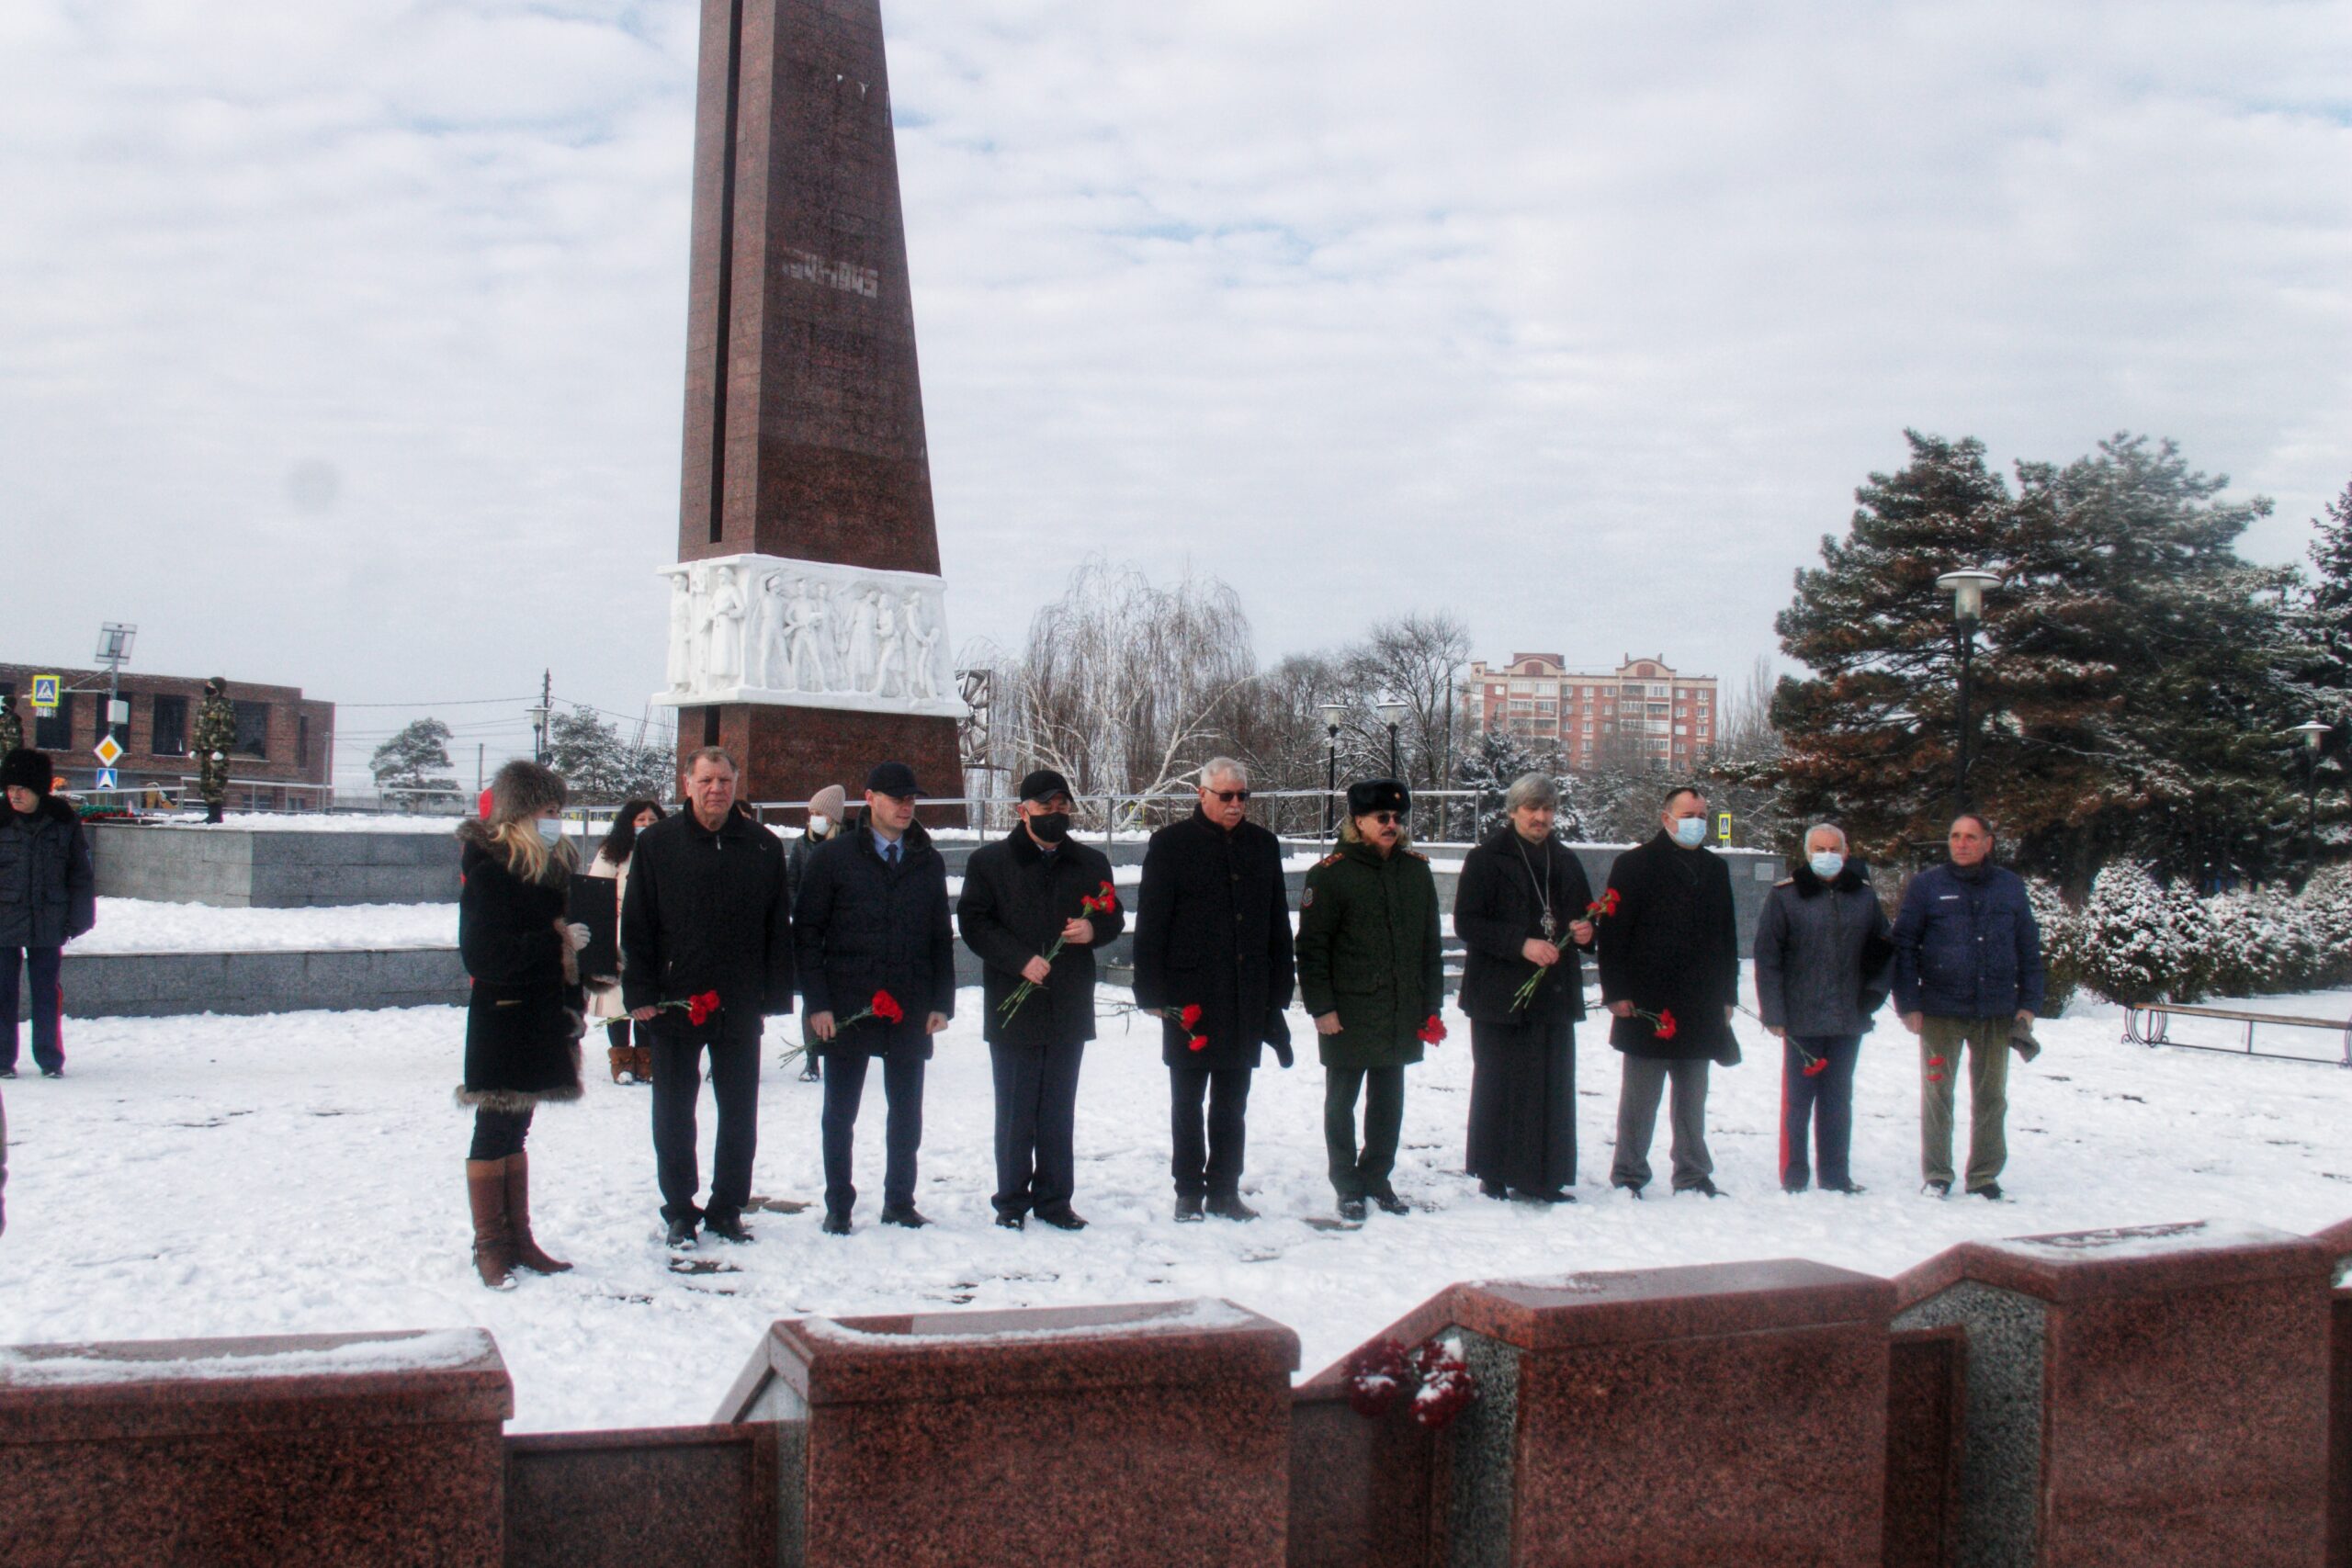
<box><xmin>1346</xmin><ymin>778</ymin><xmax>1410</xmax><ymax>818</ymax></box>
<box><xmin>2</xmin><ymin>748</ymin><xmax>51</xmax><ymax>796</ymax></box>
<box><xmin>487</xmin><ymin>759</ymin><xmax>567</xmax><ymax>823</ymax></box>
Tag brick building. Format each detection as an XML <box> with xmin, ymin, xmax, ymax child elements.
<box><xmin>0</xmin><ymin>663</ymin><xmax>334</xmax><ymax>809</ymax></box>
<box><xmin>1463</xmin><ymin>654</ymin><xmax>1717</xmax><ymax>774</ymax></box>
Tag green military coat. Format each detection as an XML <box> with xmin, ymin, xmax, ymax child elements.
<box><xmin>193</xmin><ymin>695</ymin><xmax>236</xmax><ymax>805</ymax></box>
<box><xmin>1295</xmin><ymin>838</ymin><xmax>1444</xmax><ymax>1070</ymax></box>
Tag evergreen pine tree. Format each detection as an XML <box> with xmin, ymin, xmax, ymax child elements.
<box><xmin>368</xmin><ymin>718</ymin><xmax>456</xmax><ymax>808</ymax></box>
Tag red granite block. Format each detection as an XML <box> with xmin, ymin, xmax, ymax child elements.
<box><xmin>2330</xmin><ymin>1291</ymin><xmax>2350</xmax><ymax>1568</ymax></box>
<box><xmin>1442</xmin><ymin>1259</ymin><xmax>1894</xmax><ymax>1567</ymax></box>
<box><xmin>1287</xmin><ymin>1383</ymin><xmax>1440</xmax><ymax>1568</ymax></box>
<box><xmin>1883</xmin><ymin>1325</ymin><xmax>1966</xmax><ymax>1568</ymax></box>
<box><xmin>505</xmin><ymin>1423</ymin><xmax>775</xmax><ymax>1568</ymax></box>
<box><xmin>719</xmin><ymin>1299</ymin><xmax>1298</xmax><ymax>1568</ymax></box>
<box><xmin>0</xmin><ymin>1328</ymin><xmax>511</xmax><ymax>1566</ymax></box>
<box><xmin>1894</xmin><ymin>1219</ymin><xmax>2333</xmax><ymax>1567</ymax></box>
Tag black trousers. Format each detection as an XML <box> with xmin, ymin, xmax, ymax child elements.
<box><xmin>1324</xmin><ymin>1066</ymin><xmax>1406</xmax><ymax>1201</ymax></box>
<box><xmin>1</xmin><ymin>947</ymin><xmax>65</xmax><ymax>1074</ymax></box>
<box><xmin>990</xmin><ymin>1037</ymin><xmax>1085</xmax><ymax>1217</ymax></box>
<box><xmin>469</xmin><ymin>1106</ymin><xmax>533</xmax><ymax>1161</ymax></box>
<box><xmin>1169</xmin><ymin>1065</ymin><xmax>1252</xmax><ymax>1199</ymax></box>
<box><xmin>821</xmin><ymin>1049</ymin><xmax>925</xmax><ymax>1215</ymax></box>
<box><xmin>650</xmin><ymin>1028</ymin><xmax>762</xmax><ymax>1224</ymax></box>
<box><xmin>1466</xmin><ymin>1016</ymin><xmax>1577</xmax><ymax>1193</ymax></box>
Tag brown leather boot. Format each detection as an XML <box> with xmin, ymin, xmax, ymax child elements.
<box><xmin>608</xmin><ymin>1045</ymin><xmax>633</xmax><ymax>1084</ymax></box>
<box><xmin>466</xmin><ymin>1160</ymin><xmax>516</xmax><ymax>1289</ymax></box>
<box><xmin>633</xmin><ymin>1044</ymin><xmax>655</xmax><ymax>1084</ymax></box>
<box><xmin>503</xmin><ymin>1151</ymin><xmax>571</xmax><ymax>1273</ymax></box>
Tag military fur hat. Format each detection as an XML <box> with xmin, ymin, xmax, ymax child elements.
<box><xmin>487</xmin><ymin>759</ymin><xmax>567</xmax><ymax>823</ymax></box>
<box><xmin>1346</xmin><ymin>778</ymin><xmax>1410</xmax><ymax>817</ymax></box>
<box><xmin>3</xmin><ymin>748</ymin><xmax>52</xmax><ymax>795</ymax></box>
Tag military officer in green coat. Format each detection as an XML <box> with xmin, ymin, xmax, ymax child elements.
<box><xmin>1296</xmin><ymin>778</ymin><xmax>1445</xmax><ymax>1221</ymax></box>
<box><xmin>0</xmin><ymin>693</ymin><xmax>20</xmax><ymax>761</ymax></box>
<box><xmin>193</xmin><ymin>677</ymin><xmax>237</xmax><ymax>823</ymax></box>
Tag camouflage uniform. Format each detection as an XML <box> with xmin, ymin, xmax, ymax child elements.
<box><xmin>0</xmin><ymin>696</ymin><xmax>21</xmax><ymax>760</ymax></box>
<box><xmin>193</xmin><ymin>688</ymin><xmax>238</xmax><ymax>814</ymax></box>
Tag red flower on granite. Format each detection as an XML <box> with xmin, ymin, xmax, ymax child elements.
<box><xmin>1418</xmin><ymin>1015</ymin><xmax>1447</xmax><ymax>1045</ymax></box>
<box><xmin>1406</xmin><ymin>1337</ymin><xmax>1480</xmax><ymax>1432</ymax></box>
<box><xmin>1342</xmin><ymin>1337</ymin><xmax>1408</xmax><ymax>1418</ymax></box>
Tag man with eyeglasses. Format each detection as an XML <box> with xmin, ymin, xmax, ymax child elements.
<box><xmin>794</xmin><ymin>761</ymin><xmax>956</xmax><ymax>1235</ymax></box>
<box><xmin>1296</xmin><ymin>779</ymin><xmax>1444</xmax><ymax>1223</ymax></box>
<box><xmin>957</xmin><ymin>768</ymin><xmax>1125</xmax><ymax>1231</ymax></box>
<box><xmin>1133</xmin><ymin>758</ymin><xmax>1295</xmax><ymax>1222</ymax></box>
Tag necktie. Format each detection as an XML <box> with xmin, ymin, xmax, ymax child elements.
<box><xmin>887</xmin><ymin>841</ymin><xmax>899</xmax><ymax>867</ymax></box>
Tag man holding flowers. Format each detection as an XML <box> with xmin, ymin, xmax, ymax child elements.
<box><xmin>794</xmin><ymin>761</ymin><xmax>956</xmax><ymax>1235</ymax></box>
<box><xmin>956</xmin><ymin>769</ymin><xmax>1125</xmax><ymax>1231</ymax></box>
<box><xmin>1133</xmin><ymin>758</ymin><xmax>1295</xmax><ymax>1223</ymax></box>
<box><xmin>1452</xmin><ymin>773</ymin><xmax>1598</xmax><ymax>1203</ymax></box>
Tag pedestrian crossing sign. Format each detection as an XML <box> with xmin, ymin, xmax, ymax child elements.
<box><xmin>1716</xmin><ymin>811</ymin><xmax>1733</xmax><ymax>844</ymax></box>
<box><xmin>30</xmin><ymin>673</ymin><xmax>59</xmax><ymax>713</ymax></box>
<box><xmin>93</xmin><ymin>734</ymin><xmax>124</xmax><ymax>768</ymax></box>
<box><xmin>96</xmin><ymin>768</ymin><xmax>118</xmax><ymax>790</ymax></box>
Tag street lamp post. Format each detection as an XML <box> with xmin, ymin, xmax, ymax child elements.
<box><xmin>1936</xmin><ymin>568</ymin><xmax>2003</xmax><ymax>812</ymax></box>
<box><xmin>1318</xmin><ymin>703</ymin><xmax>1348</xmax><ymax>839</ymax></box>
<box><xmin>2290</xmin><ymin>719</ymin><xmax>2331</xmax><ymax>879</ymax></box>
<box><xmin>1377</xmin><ymin>699</ymin><xmax>1408</xmax><ymax>782</ymax></box>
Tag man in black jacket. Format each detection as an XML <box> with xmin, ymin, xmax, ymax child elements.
<box><xmin>795</xmin><ymin>761</ymin><xmax>956</xmax><ymax>1234</ymax></box>
<box><xmin>1598</xmin><ymin>784</ymin><xmax>1740</xmax><ymax>1198</ymax></box>
<box><xmin>2</xmin><ymin>750</ymin><xmax>96</xmax><ymax>1079</ymax></box>
<box><xmin>1132</xmin><ymin>758</ymin><xmax>1295</xmax><ymax>1223</ymax></box>
<box><xmin>622</xmin><ymin>747</ymin><xmax>794</xmax><ymax>1249</ymax></box>
<box><xmin>956</xmin><ymin>769</ymin><xmax>1125</xmax><ymax>1231</ymax></box>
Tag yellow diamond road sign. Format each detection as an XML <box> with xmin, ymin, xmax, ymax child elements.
<box><xmin>93</xmin><ymin>735</ymin><xmax>124</xmax><ymax>768</ymax></box>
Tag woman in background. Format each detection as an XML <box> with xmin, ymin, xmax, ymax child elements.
<box><xmin>586</xmin><ymin>799</ymin><xmax>666</xmax><ymax>1084</ymax></box>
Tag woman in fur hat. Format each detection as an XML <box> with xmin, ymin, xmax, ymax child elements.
<box><xmin>456</xmin><ymin>760</ymin><xmax>587</xmax><ymax>1288</ymax></box>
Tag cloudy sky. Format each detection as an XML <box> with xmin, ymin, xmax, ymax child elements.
<box><xmin>4</xmin><ymin>1</ymin><xmax>2347</xmax><ymax>789</ymax></box>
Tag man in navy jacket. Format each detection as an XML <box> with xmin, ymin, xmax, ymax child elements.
<box><xmin>1891</xmin><ymin>813</ymin><xmax>2043</xmax><ymax>1201</ymax></box>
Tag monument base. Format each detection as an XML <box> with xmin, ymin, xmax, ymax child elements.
<box><xmin>680</xmin><ymin>705</ymin><xmax>964</xmax><ymax>823</ymax></box>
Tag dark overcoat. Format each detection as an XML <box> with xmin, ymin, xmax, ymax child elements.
<box><xmin>619</xmin><ymin>807</ymin><xmax>795</xmax><ymax>1038</ymax></box>
<box><xmin>792</xmin><ymin>814</ymin><xmax>956</xmax><ymax>1058</ymax></box>
<box><xmin>957</xmin><ymin>828</ymin><xmax>1125</xmax><ymax>1047</ymax></box>
<box><xmin>1453</xmin><ymin>824</ymin><xmax>1595</xmax><ymax>1025</ymax></box>
<box><xmin>456</xmin><ymin>824</ymin><xmax>583</xmax><ymax>1111</ymax></box>
<box><xmin>1131</xmin><ymin>809</ymin><xmax>1295</xmax><ymax>1070</ymax></box>
<box><xmin>1753</xmin><ymin>861</ymin><xmax>1894</xmax><ymax>1037</ymax></box>
<box><xmin>1597</xmin><ymin>832</ymin><xmax>1740</xmax><ymax>1063</ymax></box>
<box><xmin>0</xmin><ymin>795</ymin><xmax>96</xmax><ymax>949</ymax></box>
<box><xmin>1892</xmin><ymin>862</ymin><xmax>2045</xmax><ymax>1021</ymax></box>
<box><xmin>1295</xmin><ymin>838</ymin><xmax>1444</xmax><ymax>1070</ymax></box>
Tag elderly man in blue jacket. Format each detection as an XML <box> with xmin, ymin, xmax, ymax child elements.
<box><xmin>1891</xmin><ymin>813</ymin><xmax>2043</xmax><ymax>1201</ymax></box>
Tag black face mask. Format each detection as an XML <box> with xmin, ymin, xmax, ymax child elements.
<box><xmin>1027</xmin><ymin>811</ymin><xmax>1070</xmax><ymax>844</ymax></box>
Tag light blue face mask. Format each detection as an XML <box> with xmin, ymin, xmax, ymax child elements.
<box><xmin>536</xmin><ymin>818</ymin><xmax>566</xmax><ymax>846</ymax></box>
<box><xmin>1671</xmin><ymin>816</ymin><xmax>1707</xmax><ymax>848</ymax></box>
<box><xmin>1809</xmin><ymin>852</ymin><xmax>1846</xmax><ymax>880</ymax></box>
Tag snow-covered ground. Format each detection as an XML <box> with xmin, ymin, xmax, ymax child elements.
<box><xmin>75</xmin><ymin>899</ymin><xmax>458</xmax><ymax>953</ymax></box>
<box><xmin>2</xmin><ymin>982</ymin><xmax>2346</xmax><ymax>1434</ymax></box>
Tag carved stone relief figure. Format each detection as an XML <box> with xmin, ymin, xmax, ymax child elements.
<box><xmin>903</xmin><ymin>592</ymin><xmax>941</xmax><ymax>701</ymax></box>
<box><xmin>706</xmin><ymin>564</ymin><xmax>745</xmax><ymax>686</ymax></box>
<box><xmin>844</xmin><ymin>588</ymin><xmax>879</xmax><ymax>694</ymax></box>
<box><xmin>871</xmin><ymin>589</ymin><xmax>906</xmax><ymax>698</ymax></box>
<box><xmin>666</xmin><ymin>570</ymin><xmax>695</xmax><ymax>694</ymax></box>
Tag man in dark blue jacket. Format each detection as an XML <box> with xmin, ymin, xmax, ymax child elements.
<box><xmin>2</xmin><ymin>749</ymin><xmax>96</xmax><ymax>1079</ymax></box>
<box><xmin>1891</xmin><ymin>813</ymin><xmax>2044</xmax><ymax>1201</ymax></box>
<box><xmin>795</xmin><ymin>761</ymin><xmax>956</xmax><ymax>1235</ymax></box>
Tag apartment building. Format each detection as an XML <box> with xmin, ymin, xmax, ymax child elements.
<box><xmin>1463</xmin><ymin>654</ymin><xmax>1717</xmax><ymax>774</ymax></box>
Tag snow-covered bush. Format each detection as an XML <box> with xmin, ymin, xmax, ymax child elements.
<box><xmin>2076</xmin><ymin>863</ymin><xmax>2211</xmax><ymax>1005</ymax></box>
<box><xmin>2199</xmin><ymin>891</ymin><xmax>2290</xmax><ymax>998</ymax></box>
<box><xmin>2024</xmin><ymin>878</ymin><xmax>2082</xmax><ymax>1012</ymax></box>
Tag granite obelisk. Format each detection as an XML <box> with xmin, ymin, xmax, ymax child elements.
<box><xmin>660</xmin><ymin>0</ymin><xmax>962</xmax><ymax>811</ymax></box>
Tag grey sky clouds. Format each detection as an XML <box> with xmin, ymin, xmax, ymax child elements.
<box><xmin>2</xmin><ymin>1</ymin><xmax>2346</xmax><ymax>786</ymax></box>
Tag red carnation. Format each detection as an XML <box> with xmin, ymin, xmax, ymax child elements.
<box><xmin>1094</xmin><ymin>879</ymin><xmax>1119</xmax><ymax>912</ymax></box>
<box><xmin>685</xmin><ymin>990</ymin><xmax>720</xmax><ymax>1026</ymax></box>
<box><xmin>1343</xmin><ymin>1338</ymin><xmax>1408</xmax><ymax>1418</ymax></box>
<box><xmin>1927</xmin><ymin>1055</ymin><xmax>1946</xmax><ymax>1068</ymax></box>
<box><xmin>1180</xmin><ymin>1003</ymin><xmax>1204</xmax><ymax>1031</ymax></box>
<box><xmin>1418</xmin><ymin>1014</ymin><xmax>1447</xmax><ymax>1045</ymax></box>
<box><xmin>1189</xmin><ymin>1034</ymin><xmax>1209</xmax><ymax>1053</ymax></box>
<box><xmin>872</xmin><ymin>990</ymin><xmax>904</xmax><ymax>1024</ymax></box>
<box><xmin>1802</xmin><ymin>1056</ymin><xmax>1828</xmax><ymax>1078</ymax></box>
<box><xmin>1405</xmin><ymin>1337</ymin><xmax>1480</xmax><ymax>1432</ymax></box>
<box><xmin>1653</xmin><ymin>1009</ymin><xmax>1678</xmax><ymax>1041</ymax></box>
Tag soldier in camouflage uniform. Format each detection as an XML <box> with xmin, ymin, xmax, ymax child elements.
<box><xmin>193</xmin><ymin>677</ymin><xmax>237</xmax><ymax>823</ymax></box>
<box><xmin>0</xmin><ymin>693</ymin><xmax>20</xmax><ymax>761</ymax></box>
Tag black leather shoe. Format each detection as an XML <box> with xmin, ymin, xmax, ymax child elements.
<box><xmin>1970</xmin><ymin>1182</ymin><xmax>2007</xmax><ymax>1201</ymax></box>
<box><xmin>663</xmin><ymin>1216</ymin><xmax>698</xmax><ymax>1249</ymax></box>
<box><xmin>1822</xmin><ymin>1181</ymin><xmax>1867</xmax><ymax>1196</ymax></box>
<box><xmin>1337</xmin><ymin>1197</ymin><xmax>1368</xmax><ymax>1223</ymax></box>
<box><xmin>820</xmin><ymin>1211</ymin><xmax>852</xmax><ymax>1235</ymax></box>
<box><xmin>1523</xmin><ymin>1187</ymin><xmax>1576</xmax><ymax>1205</ymax></box>
<box><xmin>705</xmin><ymin>1212</ymin><xmax>751</xmax><ymax>1244</ymax></box>
<box><xmin>39</xmin><ymin>1066</ymin><xmax>62</xmax><ymax>1079</ymax></box>
<box><xmin>1205</xmin><ymin>1193</ymin><xmax>1258</xmax><ymax>1223</ymax></box>
<box><xmin>1034</xmin><ymin>1206</ymin><xmax>1087</xmax><ymax>1231</ymax></box>
<box><xmin>1173</xmin><ymin>1195</ymin><xmax>1205</xmax><ymax>1223</ymax></box>
<box><xmin>1614</xmin><ymin>1182</ymin><xmax>1645</xmax><ymax>1201</ymax></box>
<box><xmin>1478</xmin><ymin>1179</ymin><xmax>1508</xmax><ymax>1201</ymax></box>
<box><xmin>1682</xmin><ymin>1179</ymin><xmax>1724</xmax><ymax>1199</ymax></box>
<box><xmin>995</xmin><ymin>1212</ymin><xmax>1025</xmax><ymax>1231</ymax></box>
<box><xmin>0</xmin><ymin>1066</ymin><xmax>16</xmax><ymax>1079</ymax></box>
<box><xmin>1923</xmin><ymin>1180</ymin><xmax>1951</xmax><ymax>1199</ymax></box>
<box><xmin>1370</xmin><ymin>1190</ymin><xmax>1410</xmax><ymax>1216</ymax></box>
<box><xmin>879</xmin><ymin>1205</ymin><xmax>931</xmax><ymax>1228</ymax></box>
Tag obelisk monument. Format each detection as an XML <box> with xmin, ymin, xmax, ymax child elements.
<box><xmin>658</xmin><ymin>0</ymin><xmax>962</xmax><ymax>811</ymax></box>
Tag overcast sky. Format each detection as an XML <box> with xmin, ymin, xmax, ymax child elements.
<box><xmin>4</xmin><ymin>1</ymin><xmax>2347</xmax><ymax>789</ymax></box>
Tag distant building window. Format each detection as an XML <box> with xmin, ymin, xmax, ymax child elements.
<box><xmin>232</xmin><ymin>701</ymin><xmax>271</xmax><ymax>759</ymax></box>
<box><xmin>35</xmin><ymin>693</ymin><xmax>74</xmax><ymax>751</ymax></box>
<box><xmin>151</xmin><ymin>695</ymin><xmax>188</xmax><ymax>756</ymax></box>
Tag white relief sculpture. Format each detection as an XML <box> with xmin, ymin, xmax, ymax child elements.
<box><xmin>654</xmin><ymin>553</ymin><xmax>960</xmax><ymax>718</ymax></box>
